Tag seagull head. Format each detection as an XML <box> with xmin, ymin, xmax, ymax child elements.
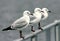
<box><xmin>34</xmin><ymin>8</ymin><xmax>41</xmax><ymax>12</ymax></box>
<box><xmin>23</xmin><ymin>10</ymin><xmax>33</xmax><ymax>16</ymax></box>
<box><xmin>41</xmin><ymin>8</ymin><xmax>51</xmax><ymax>13</ymax></box>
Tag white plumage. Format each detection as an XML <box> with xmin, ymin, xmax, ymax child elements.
<box><xmin>11</xmin><ymin>11</ymin><xmax>31</xmax><ymax>30</ymax></box>
<box><xmin>41</xmin><ymin>8</ymin><xmax>50</xmax><ymax>20</ymax></box>
<box><xmin>30</xmin><ymin>8</ymin><xmax>42</xmax><ymax>24</ymax></box>
<box><xmin>2</xmin><ymin>10</ymin><xmax>31</xmax><ymax>31</ymax></box>
<box><xmin>30</xmin><ymin>8</ymin><xmax>43</xmax><ymax>32</ymax></box>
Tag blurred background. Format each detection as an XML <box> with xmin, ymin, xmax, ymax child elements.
<box><xmin>0</xmin><ymin>0</ymin><xmax>60</xmax><ymax>41</ymax></box>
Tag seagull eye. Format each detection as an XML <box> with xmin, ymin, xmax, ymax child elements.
<box><xmin>27</xmin><ymin>12</ymin><xmax>29</xmax><ymax>14</ymax></box>
<box><xmin>38</xmin><ymin>10</ymin><xmax>40</xmax><ymax>11</ymax></box>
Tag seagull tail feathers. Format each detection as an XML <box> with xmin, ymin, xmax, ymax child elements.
<box><xmin>2</xmin><ymin>26</ymin><xmax>13</xmax><ymax>31</ymax></box>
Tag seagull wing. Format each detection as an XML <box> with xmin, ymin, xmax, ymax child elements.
<box><xmin>11</xmin><ymin>17</ymin><xmax>28</xmax><ymax>29</ymax></box>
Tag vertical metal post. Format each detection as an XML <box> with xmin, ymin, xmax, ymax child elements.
<box><xmin>31</xmin><ymin>35</ymin><xmax>38</xmax><ymax>41</ymax></box>
<box><xmin>46</xmin><ymin>28</ymin><xmax>51</xmax><ymax>41</ymax></box>
<box><xmin>54</xmin><ymin>24</ymin><xmax>59</xmax><ymax>41</ymax></box>
<box><xmin>58</xmin><ymin>24</ymin><xmax>60</xmax><ymax>41</ymax></box>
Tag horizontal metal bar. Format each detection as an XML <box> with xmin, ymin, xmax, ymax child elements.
<box><xmin>13</xmin><ymin>20</ymin><xmax>60</xmax><ymax>41</ymax></box>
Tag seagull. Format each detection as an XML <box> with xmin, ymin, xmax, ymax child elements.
<box><xmin>41</xmin><ymin>8</ymin><xmax>51</xmax><ymax>20</ymax></box>
<box><xmin>2</xmin><ymin>10</ymin><xmax>33</xmax><ymax>39</ymax></box>
<box><xmin>30</xmin><ymin>8</ymin><xmax>43</xmax><ymax>32</ymax></box>
<box><xmin>41</xmin><ymin>8</ymin><xmax>56</xmax><ymax>20</ymax></box>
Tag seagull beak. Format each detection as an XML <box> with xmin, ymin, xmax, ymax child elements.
<box><xmin>30</xmin><ymin>14</ymin><xmax>33</xmax><ymax>15</ymax></box>
<box><xmin>48</xmin><ymin>11</ymin><xmax>51</xmax><ymax>13</ymax></box>
<box><xmin>48</xmin><ymin>11</ymin><xmax>56</xmax><ymax>14</ymax></box>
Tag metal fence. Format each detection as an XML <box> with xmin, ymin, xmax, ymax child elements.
<box><xmin>14</xmin><ymin>20</ymin><xmax>60</xmax><ymax>41</ymax></box>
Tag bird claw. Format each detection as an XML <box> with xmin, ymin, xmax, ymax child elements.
<box><xmin>20</xmin><ymin>36</ymin><xmax>24</xmax><ymax>39</ymax></box>
<box><xmin>31</xmin><ymin>30</ymin><xmax>35</xmax><ymax>32</ymax></box>
<box><xmin>38</xmin><ymin>27</ymin><xmax>43</xmax><ymax>31</ymax></box>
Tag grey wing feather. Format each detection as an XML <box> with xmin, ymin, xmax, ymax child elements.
<box><xmin>14</xmin><ymin>23</ymin><xmax>27</xmax><ymax>29</ymax></box>
<box><xmin>12</xmin><ymin>17</ymin><xmax>27</xmax><ymax>29</ymax></box>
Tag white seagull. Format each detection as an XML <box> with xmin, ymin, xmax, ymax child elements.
<box><xmin>30</xmin><ymin>8</ymin><xmax>43</xmax><ymax>32</ymax></box>
<box><xmin>41</xmin><ymin>8</ymin><xmax>51</xmax><ymax>20</ymax></box>
<box><xmin>2</xmin><ymin>10</ymin><xmax>32</xmax><ymax>39</ymax></box>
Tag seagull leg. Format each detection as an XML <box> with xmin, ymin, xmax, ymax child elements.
<box><xmin>31</xmin><ymin>26</ymin><xmax>35</xmax><ymax>32</ymax></box>
<box><xmin>38</xmin><ymin>22</ymin><xmax>43</xmax><ymax>30</ymax></box>
<box><xmin>19</xmin><ymin>30</ymin><xmax>24</xmax><ymax>39</ymax></box>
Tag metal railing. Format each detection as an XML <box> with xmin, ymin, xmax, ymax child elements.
<box><xmin>14</xmin><ymin>20</ymin><xmax>60</xmax><ymax>41</ymax></box>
